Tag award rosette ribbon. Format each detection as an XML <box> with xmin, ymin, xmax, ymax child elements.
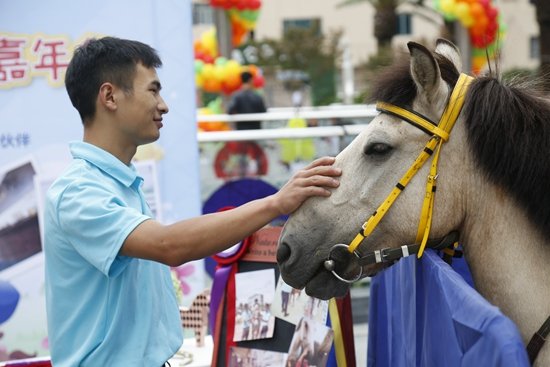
<box><xmin>208</xmin><ymin>207</ymin><xmax>252</xmax><ymax>365</ymax></box>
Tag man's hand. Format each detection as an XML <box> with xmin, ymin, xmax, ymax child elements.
<box><xmin>272</xmin><ymin>156</ymin><xmax>341</xmax><ymax>215</ymax></box>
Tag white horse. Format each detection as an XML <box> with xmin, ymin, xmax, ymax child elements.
<box><xmin>277</xmin><ymin>39</ymin><xmax>550</xmax><ymax>365</ymax></box>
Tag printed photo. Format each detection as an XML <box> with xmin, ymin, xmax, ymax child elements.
<box><xmin>229</xmin><ymin>346</ymin><xmax>287</xmax><ymax>367</ymax></box>
<box><xmin>0</xmin><ymin>157</ymin><xmax>40</xmax><ymax>272</ymax></box>
<box><xmin>234</xmin><ymin>268</ymin><xmax>276</xmax><ymax>342</ymax></box>
<box><xmin>273</xmin><ymin>277</ymin><xmax>328</xmax><ymax>326</ymax></box>
<box><xmin>133</xmin><ymin>159</ymin><xmax>162</xmax><ymax>221</ymax></box>
<box><xmin>285</xmin><ymin>317</ymin><xmax>334</xmax><ymax>367</ymax></box>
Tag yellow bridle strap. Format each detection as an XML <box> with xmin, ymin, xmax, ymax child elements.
<box><xmin>376</xmin><ymin>102</ymin><xmax>450</xmax><ymax>142</ymax></box>
<box><xmin>438</xmin><ymin>73</ymin><xmax>473</xmax><ymax>132</ymax></box>
<box><xmin>329</xmin><ymin>299</ymin><xmax>348</xmax><ymax>367</ymax></box>
<box><xmin>348</xmin><ymin>136</ymin><xmax>440</xmax><ymax>253</ymax></box>
<box><xmin>348</xmin><ymin>73</ymin><xmax>473</xmax><ymax>256</ymax></box>
<box><xmin>415</xmin><ymin>73</ymin><xmax>473</xmax><ymax>257</ymax></box>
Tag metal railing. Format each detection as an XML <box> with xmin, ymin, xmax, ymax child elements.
<box><xmin>197</xmin><ymin>104</ymin><xmax>378</xmax><ymax>144</ymax></box>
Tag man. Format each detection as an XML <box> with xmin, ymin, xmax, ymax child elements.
<box><xmin>44</xmin><ymin>36</ymin><xmax>341</xmax><ymax>366</ymax></box>
<box><xmin>227</xmin><ymin>71</ymin><xmax>267</xmax><ymax>130</ymax></box>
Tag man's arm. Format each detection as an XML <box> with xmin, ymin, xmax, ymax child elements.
<box><xmin>121</xmin><ymin>156</ymin><xmax>341</xmax><ymax>266</ymax></box>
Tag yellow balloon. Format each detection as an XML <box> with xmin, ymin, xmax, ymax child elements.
<box><xmin>201</xmin><ymin>63</ymin><xmax>215</xmax><ymax>80</ymax></box>
<box><xmin>214</xmin><ymin>64</ymin><xmax>228</xmax><ymax>82</ymax></box>
<box><xmin>455</xmin><ymin>2</ymin><xmax>473</xmax><ymax>27</ymax></box>
<box><xmin>225</xmin><ymin>60</ymin><xmax>242</xmax><ymax>76</ymax></box>
<box><xmin>440</xmin><ymin>0</ymin><xmax>456</xmax><ymax>14</ymax></box>
<box><xmin>195</xmin><ymin>74</ymin><xmax>204</xmax><ymax>88</ymax></box>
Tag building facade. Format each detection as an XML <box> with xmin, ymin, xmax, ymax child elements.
<box><xmin>193</xmin><ymin>0</ymin><xmax>540</xmax><ymax>105</ymax></box>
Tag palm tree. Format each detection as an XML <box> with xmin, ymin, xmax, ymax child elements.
<box><xmin>338</xmin><ymin>0</ymin><xmax>402</xmax><ymax>49</ymax></box>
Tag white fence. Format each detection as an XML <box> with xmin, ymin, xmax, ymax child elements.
<box><xmin>196</xmin><ymin>104</ymin><xmax>378</xmax><ymax>144</ymax></box>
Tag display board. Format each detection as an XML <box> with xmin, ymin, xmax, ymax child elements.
<box><xmin>210</xmin><ymin>226</ymin><xmax>356</xmax><ymax>367</ymax></box>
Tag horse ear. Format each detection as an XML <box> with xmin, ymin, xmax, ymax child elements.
<box><xmin>408</xmin><ymin>41</ymin><xmax>444</xmax><ymax>101</ymax></box>
<box><xmin>435</xmin><ymin>38</ymin><xmax>462</xmax><ymax>72</ymax></box>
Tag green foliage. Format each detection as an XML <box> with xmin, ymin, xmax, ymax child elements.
<box><xmin>246</xmin><ymin>27</ymin><xmax>343</xmax><ymax>106</ymax></box>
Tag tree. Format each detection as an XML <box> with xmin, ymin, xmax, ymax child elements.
<box><xmin>246</xmin><ymin>27</ymin><xmax>343</xmax><ymax>106</ymax></box>
<box><xmin>338</xmin><ymin>0</ymin><xmax>401</xmax><ymax>49</ymax></box>
<box><xmin>534</xmin><ymin>0</ymin><xmax>550</xmax><ymax>91</ymax></box>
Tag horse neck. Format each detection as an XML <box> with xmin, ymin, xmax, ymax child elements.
<box><xmin>462</xmin><ymin>174</ymin><xmax>550</xmax><ymax>349</ymax></box>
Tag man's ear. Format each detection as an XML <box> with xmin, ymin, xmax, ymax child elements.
<box><xmin>98</xmin><ymin>82</ymin><xmax>117</xmax><ymax>111</ymax></box>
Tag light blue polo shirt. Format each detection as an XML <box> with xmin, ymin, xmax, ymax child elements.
<box><xmin>44</xmin><ymin>141</ymin><xmax>183</xmax><ymax>367</ymax></box>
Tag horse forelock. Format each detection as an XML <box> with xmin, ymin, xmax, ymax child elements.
<box><xmin>463</xmin><ymin>75</ymin><xmax>550</xmax><ymax>239</ymax></box>
<box><xmin>367</xmin><ymin>52</ymin><xmax>459</xmax><ymax>107</ymax></box>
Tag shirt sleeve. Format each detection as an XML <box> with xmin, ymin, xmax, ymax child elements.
<box><xmin>56</xmin><ymin>179</ymin><xmax>150</xmax><ymax>277</ymax></box>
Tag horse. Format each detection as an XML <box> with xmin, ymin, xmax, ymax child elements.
<box><xmin>277</xmin><ymin>39</ymin><xmax>550</xmax><ymax>365</ymax></box>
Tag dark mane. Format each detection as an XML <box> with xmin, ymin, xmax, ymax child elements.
<box><xmin>463</xmin><ymin>76</ymin><xmax>550</xmax><ymax>238</ymax></box>
<box><xmin>369</xmin><ymin>48</ymin><xmax>550</xmax><ymax>239</ymax></box>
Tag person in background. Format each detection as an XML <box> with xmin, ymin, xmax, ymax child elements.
<box><xmin>44</xmin><ymin>36</ymin><xmax>341</xmax><ymax>367</ymax></box>
<box><xmin>227</xmin><ymin>71</ymin><xmax>267</xmax><ymax>130</ymax></box>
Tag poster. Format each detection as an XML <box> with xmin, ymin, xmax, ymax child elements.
<box><xmin>0</xmin><ymin>0</ymin><xmax>201</xmax><ymax>359</ymax></box>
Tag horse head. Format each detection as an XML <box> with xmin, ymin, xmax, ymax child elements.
<box><xmin>277</xmin><ymin>39</ymin><xmax>474</xmax><ymax>299</ymax></box>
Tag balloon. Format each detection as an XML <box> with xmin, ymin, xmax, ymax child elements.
<box><xmin>215</xmin><ymin>57</ymin><xmax>228</xmax><ymax>66</ymax></box>
<box><xmin>224</xmin><ymin>72</ymin><xmax>241</xmax><ymax>90</ymax></box>
<box><xmin>195</xmin><ymin>74</ymin><xmax>204</xmax><ymax>88</ymax></box>
<box><xmin>469</xmin><ymin>2</ymin><xmax>484</xmax><ymax>20</ymax></box>
<box><xmin>455</xmin><ymin>2</ymin><xmax>473</xmax><ymax>27</ymax></box>
<box><xmin>472</xmin><ymin>55</ymin><xmax>486</xmax><ymax>74</ymax></box>
<box><xmin>0</xmin><ymin>280</ymin><xmax>19</xmax><ymax>324</ymax></box>
<box><xmin>214</xmin><ymin>64</ymin><xmax>228</xmax><ymax>82</ymax></box>
<box><xmin>202</xmin><ymin>63</ymin><xmax>216</xmax><ymax>80</ymax></box>
<box><xmin>440</xmin><ymin>0</ymin><xmax>456</xmax><ymax>15</ymax></box>
<box><xmin>252</xmin><ymin>74</ymin><xmax>265</xmax><ymax>89</ymax></box>
<box><xmin>194</xmin><ymin>59</ymin><xmax>205</xmax><ymax>74</ymax></box>
<box><xmin>203</xmin><ymin>78</ymin><xmax>222</xmax><ymax>93</ymax></box>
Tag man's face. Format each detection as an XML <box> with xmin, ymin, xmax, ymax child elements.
<box><xmin>116</xmin><ymin>63</ymin><xmax>169</xmax><ymax>146</ymax></box>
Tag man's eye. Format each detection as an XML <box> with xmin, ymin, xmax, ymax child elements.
<box><xmin>364</xmin><ymin>142</ymin><xmax>392</xmax><ymax>156</ymax></box>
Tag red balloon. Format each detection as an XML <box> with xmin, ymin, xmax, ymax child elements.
<box><xmin>250</xmin><ymin>0</ymin><xmax>261</xmax><ymax>10</ymax></box>
<box><xmin>486</xmin><ymin>6</ymin><xmax>498</xmax><ymax>21</ymax></box>
<box><xmin>252</xmin><ymin>74</ymin><xmax>264</xmax><ymax>88</ymax></box>
<box><xmin>479</xmin><ymin>0</ymin><xmax>490</xmax><ymax>9</ymax></box>
<box><xmin>236</xmin><ymin>0</ymin><xmax>247</xmax><ymax>10</ymax></box>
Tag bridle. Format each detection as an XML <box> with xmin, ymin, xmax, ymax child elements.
<box><xmin>322</xmin><ymin>72</ymin><xmax>550</xmax><ymax>364</ymax></box>
<box><xmin>323</xmin><ymin>73</ymin><xmax>473</xmax><ymax>283</ymax></box>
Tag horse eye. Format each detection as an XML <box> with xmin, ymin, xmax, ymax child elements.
<box><xmin>364</xmin><ymin>142</ymin><xmax>392</xmax><ymax>156</ymax></box>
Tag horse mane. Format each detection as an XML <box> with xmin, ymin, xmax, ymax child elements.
<box><xmin>463</xmin><ymin>75</ymin><xmax>550</xmax><ymax>239</ymax></box>
<box><xmin>368</xmin><ymin>49</ymin><xmax>550</xmax><ymax>239</ymax></box>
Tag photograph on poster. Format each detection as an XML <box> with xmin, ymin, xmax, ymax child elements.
<box><xmin>273</xmin><ymin>277</ymin><xmax>328</xmax><ymax>326</ymax></box>
<box><xmin>234</xmin><ymin>268</ymin><xmax>276</xmax><ymax>342</ymax></box>
<box><xmin>0</xmin><ymin>157</ymin><xmax>40</xmax><ymax>272</ymax></box>
<box><xmin>229</xmin><ymin>346</ymin><xmax>287</xmax><ymax>367</ymax></box>
<box><xmin>285</xmin><ymin>317</ymin><xmax>334</xmax><ymax>367</ymax></box>
<box><xmin>133</xmin><ymin>159</ymin><xmax>162</xmax><ymax>221</ymax></box>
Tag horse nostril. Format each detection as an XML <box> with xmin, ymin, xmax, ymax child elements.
<box><xmin>277</xmin><ymin>242</ymin><xmax>291</xmax><ymax>264</ymax></box>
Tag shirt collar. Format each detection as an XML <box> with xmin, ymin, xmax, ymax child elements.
<box><xmin>69</xmin><ymin>141</ymin><xmax>143</xmax><ymax>188</ymax></box>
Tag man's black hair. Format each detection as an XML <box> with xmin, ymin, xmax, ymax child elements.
<box><xmin>64</xmin><ymin>36</ymin><xmax>162</xmax><ymax>123</ymax></box>
<box><xmin>240</xmin><ymin>71</ymin><xmax>253</xmax><ymax>84</ymax></box>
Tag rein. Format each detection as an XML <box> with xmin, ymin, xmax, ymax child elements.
<box><xmin>323</xmin><ymin>72</ymin><xmax>473</xmax><ymax>283</ymax></box>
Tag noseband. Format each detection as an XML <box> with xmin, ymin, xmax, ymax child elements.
<box><xmin>324</xmin><ymin>73</ymin><xmax>473</xmax><ymax>283</ymax></box>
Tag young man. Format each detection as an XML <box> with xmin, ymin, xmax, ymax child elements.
<box><xmin>44</xmin><ymin>37</ymin><xmax>341</xmax><ymax>366</ymax></box>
